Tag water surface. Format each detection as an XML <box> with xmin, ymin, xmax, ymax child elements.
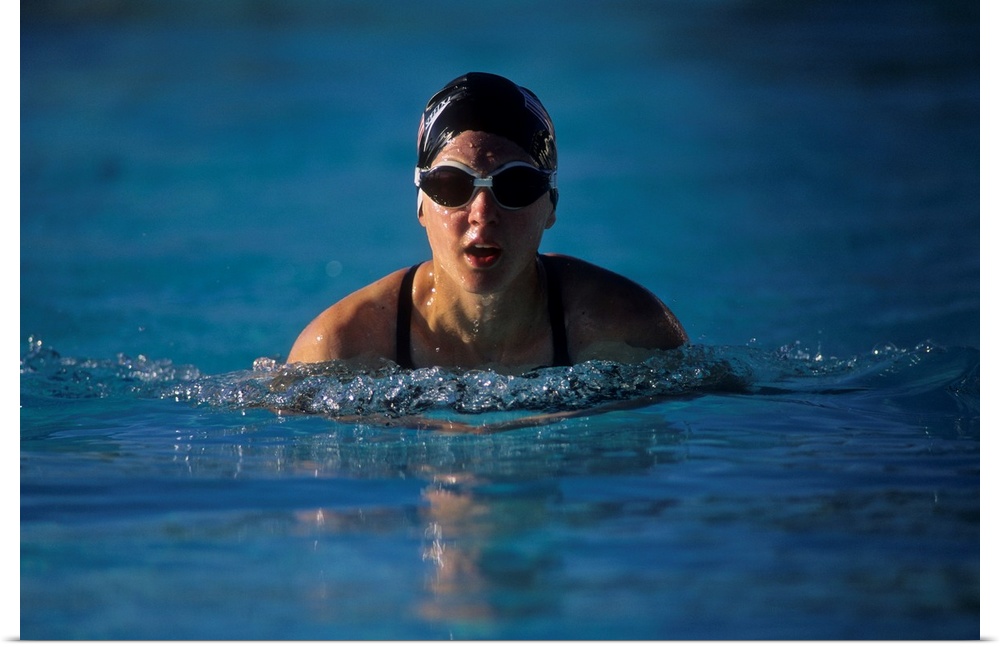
<box><xmin>20</xmin><ymin>0</ymin><xmax>980</xmax><ymax>639</ymax></box>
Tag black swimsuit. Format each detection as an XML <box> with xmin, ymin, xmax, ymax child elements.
<box><xmin>395</xmin><ymin>255</ymin><xmax>571</xmax><ymax>369</ymax></box>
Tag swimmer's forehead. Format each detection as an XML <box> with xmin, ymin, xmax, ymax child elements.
<box><xmin>430</xmin><ymin>131</ymin><xmax>535</xmax><ymax>169</ymax></box>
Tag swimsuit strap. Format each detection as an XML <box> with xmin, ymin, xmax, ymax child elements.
<box><xmin>539</xmin><ymin>255</ymin><xmax>572</xmax><ymax>367</ymax></box>
<box><xmin>395</xmin><ymin>264</ymin><xmax>420</xmax><ymax>369</ymax></box>
<box><xmin>394</xmin><ymin>257</ymin><xmax>572</xmax><ymax>369</ymax></box>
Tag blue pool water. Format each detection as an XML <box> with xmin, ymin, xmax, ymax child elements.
<box><xmin>21</xmin><ymin>0</ymin><xmax>980</xmax><ymax>640</ymax></box>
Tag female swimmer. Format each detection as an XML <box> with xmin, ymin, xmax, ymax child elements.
<box><xmin>287</xmin><ymin>72</ymin><xmax>687</xmax><ymax>373</ymax></box>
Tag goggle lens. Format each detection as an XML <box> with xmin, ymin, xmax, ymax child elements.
<box><xmin>417</xmin><ymin>162</ymin><xmax>554</xmax><ymax>210</ymax></box>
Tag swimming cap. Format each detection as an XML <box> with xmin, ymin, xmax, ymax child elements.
<box><xmin>417</xmin><ymin>72</ymin><xmax>558</xmax><ymax>173</ymax></box>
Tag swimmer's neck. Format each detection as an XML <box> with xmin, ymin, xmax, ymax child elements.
<box><xmin>419</xmin><ymin>260</ymin><xmax>549</xmax><ymax>350</ymax></box>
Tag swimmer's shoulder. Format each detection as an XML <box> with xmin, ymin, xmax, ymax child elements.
<box><xmin>540</xmin><ymin>253</ymin><xmax>666</xmax><ymax>311</ymax></box>
<box><xmin>286</xmin><ymin>265</ymin><xmax>415</xmax><ymax>364</ymax></box>
<box><xmin>541</xmin><ymin>253</ymin><xmax>688</xmax><ymax>357</ymax></box>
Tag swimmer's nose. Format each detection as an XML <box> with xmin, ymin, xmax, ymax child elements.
<box><xmin>467</xmin><ymin>187</ymin><xmax>500</xmax><ymax>225</ymax></box>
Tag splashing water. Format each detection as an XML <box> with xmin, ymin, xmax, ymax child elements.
<box><xmin>20</xmin><ymin>336</ymin><xmax>978</xmax><ymax>425</ymax></box>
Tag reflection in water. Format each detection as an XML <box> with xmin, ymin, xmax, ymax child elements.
<box><xmin>418</xmin><ymin>472</ymin><xmax>562</xmax><ymax>623</ymax></box>
<box><xmin>270</xmin><ymin>413</ymin><xmax>687</xmax><ymax>631</ymax></box>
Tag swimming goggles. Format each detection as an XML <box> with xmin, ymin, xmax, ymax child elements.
<box><xmin>415</xmin><ymin>160</ymin><xmax>556</xmax><ymax>210</ymax></box>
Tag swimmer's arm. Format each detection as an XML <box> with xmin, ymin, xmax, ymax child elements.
<box><xmin>574</xmin><ymin>304</ymin><xmax>687</xmax><ymax>364</ymax></box>
<box><xmin>286</xmin><ymin>314</ymin><xmax>338</xmax><ymax>363</ymax></box>
<box><xmin>612</xmin><ymin>290</ymin><xmax>687</xmax><ymax>355</ymax></box>
<box><xmin>285</xmin><ymin>269</ymin><xmax>407</xmax><ymax>365</ymax></box>
<box><xmin>286</xmin><ymin>302</ymin><xmax>395</xmax><ymax>364</ymax></box>
<box><xmin>554</xmin><ymin>255</ymin><xmax>687</xmax><ymax>363</ymax></box>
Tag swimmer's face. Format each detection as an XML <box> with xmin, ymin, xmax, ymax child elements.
<box><xmin>418</xmin><ymin>130</ymin><xmax>556</xmax><ymax>294</ymax></box>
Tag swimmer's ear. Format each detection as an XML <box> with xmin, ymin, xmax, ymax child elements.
<box><xmin>545</xmin><ymin>190</ymin><xmax>558</xmax><ymax>228</ymax></box>
<box><xmin>417</xmin><ymin>195</ymin><xmax>427</xmax><ymax>225</ymax></box>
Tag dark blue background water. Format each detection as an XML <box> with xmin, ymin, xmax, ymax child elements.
<box><xmin>20</xmin><ymin>0</ymin><xmax>980</xmax><ymax>640</ymax></box>
<box><xmin>22</xmin><ymin>0</ymin><xmax>978</xmax><ymax>374</ymax></box>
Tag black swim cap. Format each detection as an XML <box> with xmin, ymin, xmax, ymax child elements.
<box><xmin>416</xmin><ymin>72</ymin><xmax>558</xmax><ymax>172</ymax></box>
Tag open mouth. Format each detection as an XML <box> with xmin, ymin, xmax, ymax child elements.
<box><xmin>464</xmin><ymin>244</ymin><xmax>502</xmax><ymax>268</ymax></box>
